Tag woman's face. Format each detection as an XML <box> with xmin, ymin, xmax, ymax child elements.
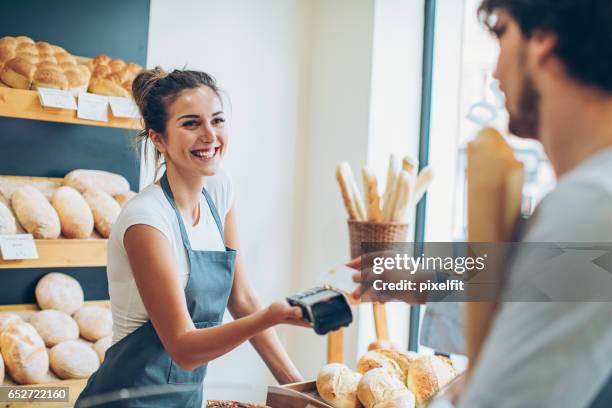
<box><xmin>155</xmin><ymin>86</ymin><xmax>226</xmax><ymax>177</ymax></box>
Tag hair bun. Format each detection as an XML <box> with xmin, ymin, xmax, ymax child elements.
<box><xmin>132</xmin><ymin>67</ymin><xmax>168</xmax><ymax>111</ymax></box>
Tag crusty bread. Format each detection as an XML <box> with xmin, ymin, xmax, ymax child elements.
<box><xmin>372</xmin><ymin>392</ymin><xmax>415</xmax><ymax>408</ymax></box>
<box><xmin>389</xmin><ymin>171</ymin><xmax>412</xmax><ymax>223</ymax></box>
<box><xmin>405</xmin><ymin>355</ymin><xmax>455</xmax><ymax>405</ymax></box>
<box><xmin>64</xmin><ymin>169</ymin><xmax>130</xmax><ymax>196</ymax></box>
<box><xmin>114</xmin><ymin>190</ymin><xmax>137</xmax><ymax>207</ymax></box>
<box><xmin>336</xmin><ymin>163</ymin><xmax>361</xmax><ymax>221</ymax></box>
<box><xmin>357</xmin><ymin>368</ymin><xmax>412</xmax><ymax>408</ymax></box>
<box><xmin>88</xmin><ymin>76</ymin><xmax>130</xmax><ymax>97</ymax></box>
<box><xmin>51</xmin><ymin>186</ymin><xmax>94</xmax><ymax>238</ymax></box>
<box><xmin>35</xmin><ymin>272</ymin><xmax>84</xmax><ymax>315</ymax></box>
<box><xmin>356</xmin><ymin>351</ymin><xmax>402</xmax><ymax>381</ymax></box>
<box><xmin>367</xmin><ymin>340</ymin><xmax>399</xmax><ymax>352</ymax></box>
<box><xmin>92</xmin><ymin>336</ymin><xmax>112</xmax><ymax>363</ymax></box>
<box><xmin>0</xmin><ymin>322</ymin><xmax>49</xmax><ymax>384</ymax></box>
<box><xmin>11</xmin><ymin>186</ymin><xmax>61</xmax><ymax>239</ymax></box>
<box><xmin>362</xmin><ymin>167</ymin><xmax>383</xmax><ymax>222</ymax></box>
<box><xmin>412</xmin><ymin>167</ymin><xmax>434</xmax><ymax>205</ymax></box>
<box><xmin>0</xmin><ymin>199</ymin><xmax>17</xmax><ymax>234</ymax></box>
<box><xmin>49</xmin><ymin>340</ymin><xmax>99</xmax><ymax>379</ymax></box>
<box><xmin>0</xmin><ymin>313</ymin><xmax>24</xmax><ymax>334</ymax></box>
<box><xmin>369</xmin><ymin>349</ymin><xmax>418</xmax><ymax>383</ymax></box>
<box><xmin>29</xmin><ymin>309</ymin><xmax>79</xmax><ymax>347</ymax></box>
<box><xmin>316</xmin><ymin>363</ymin><xmax>363</xmax><ymax>408</ymax></box>
<box><xmin>31</xmin><ymin>67</ymin><xmax>68</xmax><ymax>90</ymax></box>
<box><xmin>381</xmin><ymin>155</ymin><xmax>401</xmax><ymax>222</ymax></box>
<box><xmin>82</xmin><ymin>189</ymin><xmax>121</xmax><ymax>238</ymax></box>
<box><xmin>73</xmin><ymin>306</ymin><xmax>112</xmax><ymax>342</ymax></box>
<box><xmin>0</xmin><ymin>56</ymin><xmax>36</xmax><ymax>89</ymax></box>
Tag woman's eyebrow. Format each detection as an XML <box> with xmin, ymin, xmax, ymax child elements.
<box><xmin>176</xmin><ymin>114</ymin><xmax>200</xmax><ymax>121</ymax></box>
<box><xmin>212</xmin><ymin>111</ymin><xmax>224</xmax><ymax>116</ymax></box>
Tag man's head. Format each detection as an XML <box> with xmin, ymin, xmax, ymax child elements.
<box><xmin>479</xmin><ymin>0</ymin><xmax>612</xmax><ymax>139</ymax></box>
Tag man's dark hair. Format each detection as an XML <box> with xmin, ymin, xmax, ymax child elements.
<box><xmin>479</xmin><ymin>0</ymin><xmax>612</xmax><ymax>92</ymax></box>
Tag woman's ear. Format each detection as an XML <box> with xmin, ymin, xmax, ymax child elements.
<box><xmin>149</xmin><ymin>130</ymin><xmax>166</xmax><ymax>154</ymax></box>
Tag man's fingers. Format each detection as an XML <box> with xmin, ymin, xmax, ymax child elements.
<box><xmin>352</xmin><ymin>271</ymin><xmax>362</xmax><ymax>283</ymax></box>
<box><xmin>346</xmin><ymin>256</ymin><xmax>362</xmax><ymax>269</ymax></box>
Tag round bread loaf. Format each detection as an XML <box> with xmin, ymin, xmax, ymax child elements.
<box><xmin>357</xmin><ymin>368</ymin><xmax>412</xmax><ymax>408</ymax></box>
<box><xmin>11</xmin><ymin>186</ymin><xmax>61</xmax><ymax>239</ymax></box>
<box><xmin>406</xmin><ymin>356</ymin><xmax>456</xmax><ymax>405</ymax></box>
<box><xmin>0</xmin><ymin>200</ymin><xmax>17</xmax><ymax>234</ymax></box>
<box><xmin>82</xmin><ymin>189</ymin><xmax>121</xmax><ymax>238</ymax></box>
<box><xmin>0</xmin><ymin>322</ymin><xmax>49</xmax><ymax>384</ymax></box>
<box><xmin>29</xmin><ymin>309</ymin><xmax>79</xmax><ymax>347</ymax></box>
<box><xmin>0</xmin><ymin>313</ymin><xmax>23</xmax><ymax>334</ymax></box>
<box><xmin>51</xmin><ymin>186</ymin><xmax>94</xmax><ymax>238</ymax></box>
<box><xmin>372</xmin><ymin>392</ymin><xmax>415</xmax><ymax>408</ymax></box>
<box><xmin>92</xmin><ymin>336</ymin><xmax>112</xmax><ymax>363</ymax></box>
<box><xmin>64</xmin><ymin>169</ymin><xmax>130</xmax><ymax>197</ymax></box>
<box><xmin>49</xmin><ymin>340</ymin><xmax>99</xmax><ymax>379</ymax></box>
<box><xmin>316</xmin><ymin>363</ymin><xmax>363</xmax><ymax>408</ymax></box>
<box><xmin>357</xmin><ymin>351</ymin><xmax>402</xmax><ymax>380</ymax></box>
<box><xmin>35</xmin><ymin>272</ymin><xmax>84</xmax><ymax>314</ymax></box>
<box><xmin>74</xmin><ymin>306</ymin><xmax>112</xmax><ymax>341</ymax></box>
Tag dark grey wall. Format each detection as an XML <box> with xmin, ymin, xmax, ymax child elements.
<box><xmin>0</xmin><ymin>0</ymin><xmax>150</xmax><ymax>303</ymax></box>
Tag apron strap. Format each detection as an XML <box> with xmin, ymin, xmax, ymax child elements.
<box><xmin>159</xmin><ymin>172</ymin><xmax>225</xmax><ymax>250</ymax></box>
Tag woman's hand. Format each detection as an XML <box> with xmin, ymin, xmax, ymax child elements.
<box><xmin>265</xmin><ymin>302</ymin><xmax>311</xmax><ymax>327</ymax></box>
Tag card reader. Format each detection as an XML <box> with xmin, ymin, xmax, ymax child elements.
<box><xmin>286</xmin><ymin>287</ymin><xmax>353</xmax><ymax>335</ymax></box>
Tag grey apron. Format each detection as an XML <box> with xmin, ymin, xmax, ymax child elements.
<box><xmin>76</xmin><ymin>173</ymin><xmax>236</xmax><ymax>407</ymax></box>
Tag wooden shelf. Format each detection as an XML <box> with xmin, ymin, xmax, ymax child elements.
<box><xmin>0</xmin><ymin>238</ymin><xmax>108</xmax><ymax>269</ymax></box>
<box><xmin>0</xmin><ymin>87</ymin><xmax>141</xmax><ymax>130</ymax></box>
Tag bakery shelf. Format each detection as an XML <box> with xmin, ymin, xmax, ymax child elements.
<box><xmin>0</xmin><ymin>300</ymin><xmax>110</xmax><ymax>408</ymax></box>
<box><xmin>0</xmin><ymin>238</ymin><xmax>108</xmax><ymax>269</ymax></box>
<box><xmin>0</xmin><ymin>86</ymin><xmax>141</xmax><ymax>130</ymax></box>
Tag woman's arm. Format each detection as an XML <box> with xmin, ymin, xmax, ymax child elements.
<box><xmin>224</xmin><ymin>206</ymin><xmax>304</xmax><ymax>384</ymax></box>
<box><xmin>123</xmin><ymin>224</ymin><xmax>306</xmax><ymax>372</ymax></box>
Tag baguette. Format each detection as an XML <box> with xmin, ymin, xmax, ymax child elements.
<box><xmin>412</xmin><ymin>166</ymin><xmax>434</xmax><ymax>205</ymax></box>
<box><xmin>347</xmin><ymin>168</ymin><xmax>367</xmax><ymax>221</ymax></box>
<box><xmin>381</xmin><ymin>155</ymin><xmax>401</xmax><ymax>221</ymax></box>
<box><xmin>64</xmin><ymin>169</ymin><xmax>130</xmax><ymax>196</ymax></box>
<box><xmin>402</xmin><ymin>155</ymin><xmax>418</xmax><ymax>175</ymax></box>
<box><xmin>336</xmin><ymin>163</ymin><xmax>361</xmax><ymax>220</ymax></box>
<box><xmin>389</xmin><ymin>171</ymin><xmax>412</xmax><ymax>223</ymax></box>
<box><xmin>362</xmin><ymin>167</ymin><xmax>383</xmax><ymax>222</ymax></box>
<box><xmin>82</xmin><ymin>189</ymin><xmax>121</xmax><ymax>238</ymax></box>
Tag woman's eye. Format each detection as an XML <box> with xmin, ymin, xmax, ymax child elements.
<box><xmin>183</xmin><ymin>121</ymin><xmax>198</xmax><ymax>128</ymax></box>
<box><xmin>212</xmin><ymin>117</ymin><xmax>226</xmax><ymax>126</ymax></box>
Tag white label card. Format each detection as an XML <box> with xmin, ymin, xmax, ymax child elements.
<box><xmin>319</xmin><ymin>264</ymin><xmax>360</xmax><ymax>294</ymax></box>
<box><xmin>77</xmin><ymin>92</ymin><xmax>109</xmax><ymax>122</ymax></box>
<box><xmin>0</xmin><ymin>234</ymin><xmax>38</xmax><ymax>260</ymax></box>
<box><xmin>37</xmin><ymin>88</ymin><xmax>78</xmax><ymax>110</ymax></box>
<box><xmin>108</xmin><ymin>96</ymin><xmax>140</xmax><ymax>118</ymax></box>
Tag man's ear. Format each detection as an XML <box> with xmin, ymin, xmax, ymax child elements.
<box><xmin>528</xmin><ymin>30</ymin><xmax>558</xmax><ymax>69</ymax></box>
<box><xmin>149</xmin><ymin>130</ymin><xmax>166</xmax><ymax>154</ymax></box>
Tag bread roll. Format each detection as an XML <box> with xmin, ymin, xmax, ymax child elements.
<box><xmin>35</xmin><ymin>272</ymin><xmax>84</xmax><ymax>315</ymax></box>
<box><xmin>0</xmin><ymin>313</ymin><xmax>24</xmax><ymax>334</ymax></box>
<box><xmin>49</xmin><ymin>340</ymin><xmax>99</xmax><ymax>379</ymax></box>
<box><xmin>88</xmin><ymin>76</ymin><xmax>130</xmax><ymax>97</ymax></box>
<box><xmin>92</xmin><ymin>336</ymin><xmax>112</xmax><ymax>363</ymax></box>
<box><xmin>114</xmin><ymin>191</ymin><xmax>137</xmax><ymax>207</ymax></box>
<box><xmin>367</xmin><ymin>340</ymin><xmax>398</xmax><ymax>352</ymax></box>
<box><xmin>32</xmin><ymin>67</ymin><xmax>68</xmax><ymax>90</ymax></box>
<box><xmin>356</xmin><ymin>351</ymin><xmax>402</xmax><ymax>381</ymax></box>
<box><xmin>405</xmin><ymin>356</ymin><xmax>455</xmax><ymax>405</ymax></box>
<box><xmin>29</xmin><ymin>309</ymin><xmax>79</xmax><ymax>347</ymax></box>
<box><xmin>0</xmin><ymin>322</ymin><xmax>49</xmax><ymax>384</ymax></box>
<box><xmin>357</xmin><ymin>368</ymin><xmax>412</xmax><ymax>408</ymax></box>
<box><xmin>316</xmin><ymin>363</ymin><xmax>363</xmax><ymax>408</ymax></box>
<box><xmin>82</xmin><ymin>189</ymin><xmax>121</xmax><ymax>238</ymax></box>
<box><xmin>1</xmin><ymin>56</ymin><xmax>36</xmax><ymax>90</ymax></box>
<box><xmin>73</xmin><ymin>306</ymin><xmax>112</xmax><ymax>341</ymax></box>
<box><xmin>51</xmin><ymin>186</ymin><xmax>94</xmax><ymax>238</ymax></box>
<box><xmin>11</xmin><ymin>186</ymin><xmax>61</xmax><ymax>239</ymax></box>
<box><xmin>0</xmin><ymin>199</ymin><xmax>17</xmax><ymax>234</ymax></box>
<box><xmin>372</xmin><ymin>393</ymin><xmax>415</xmax><ymax>408</ymax></box>
<box><xmin>64</xmin><ymin>169</ymin><xmax>130</xmax><ymax>196</ymax></box>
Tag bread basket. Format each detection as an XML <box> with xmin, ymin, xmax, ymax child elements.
<box><xmin>347</xmin><ymin>219</ymin><xmax>410</xmax><ymax>259</ymax></box>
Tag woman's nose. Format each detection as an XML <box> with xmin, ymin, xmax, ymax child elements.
<box><xmin>200</xmin><ymin>122</ymin><xmax>216</xmax><ymax>142</ymax></box>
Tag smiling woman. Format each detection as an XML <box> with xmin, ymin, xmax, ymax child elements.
<box><xmin>74</xmin><ymin>68</ymin><xmax>309</xmax><ymax>408</ymax></box>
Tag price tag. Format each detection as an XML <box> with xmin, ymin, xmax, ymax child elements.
<box><xmin>37</xmin><ymin>88</ymin><xmax>78</xmax><ymax>110</ymax></box>
<box><xmin>0</xmin><ymin>234</ymin><xmax>39</xmax><ymax>260</ymax></box>
<box><xmin>108</xmin><ymin>96</ymin><xmax>140</xmax><ymax>118</ymax></box>
<box><xmin>77</xmin><ymin>92</ymin><xmax>109</xmax><ymax>122</ymax></box>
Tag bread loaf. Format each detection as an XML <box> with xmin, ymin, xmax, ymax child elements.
<box><xmin>316</xmin><ymin>363</ymin><xmax>363</xmax><ymax>408</ymax></box>
<box><xmin>405</xmin><ymin>356</ymin><xmax>455</xmax><ymax>405</ymax></box>
<box><xmin>51</xmin><ymin>186</ymin><xmax>94</xmax><ymax>238</ymax></box>
<box><xmin>0</xmin><ymin>199</ymin><xmax>17</xmax><ymax>235</ymax></box>
<box><xmin>357</xmin><ymin>368</ymin><xmax>413</xmax><ymax>408</ymax></box>
<box><xmin>92</xmin><ymin>336</ymin><xmax>112</xmax><ymax>363</ymax></box>
<box><xmin>29</xmin><ymin>309</ymin><xmax>79</xmax><ymax>347</ymax></box>
<box><xmin>73</xmin><ymin>306</ymin><xmax>112</xmax><ymax>341</ymax></box>
<box><xmin>369</xmin><ymin>349</ymin><xmax>418</xmax><ymax>383</ymax></box>
<box><xmin>356</xmin><ymin>351</ymin><xmax>402</xmax><ymax>381</ymax></box>
<box><xmin>49</xmin><ymin>340</ymin><xmax>99</xmax><ymax>379</ymax></box>
<box><xmin>0</xmin><ymin>352</ymin><xmax>4</xmax><ymax>384</ymax></box>
<box><xmin>0</xmin><ymin>313</ymin><xmax>23</xmax><ymax>334</ymax></box>
<box><xmin>114</xmin><ymin>191</ymin><xmax>137</xmax><ymax>207</ymax></box>
<box><xmin>362</xmin><ymin>167</ymin><xmax>382</xmax><ymax>222</ymax></box>
<box><xmin>35</xmin><ymin>272</ymin><xmax>84</xmax><ymax>315</ymax></box>
<box><xmin>82</xmin><ymin>189</ymin><xmax>121</xmax><ymax>238</ymax></box>
<box><xmin>64</xmin><ymin>169</ymin><xmax>130</xmax><ymax>196</ymax></box>
<box><xmin>336</xmin><ymin>163</ymin><xmax>361</xmax><ymax>220</ymax></box>
<box><xmin>0</xmin><ymin>322</ymin><xmax>49</xmax><ymax>384</ymax></box>
<box><xmin>11</xmin><ymin>186</ymin><xmax>61</xmax><ymax>239</ymax></box>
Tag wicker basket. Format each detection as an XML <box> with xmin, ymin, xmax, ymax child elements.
<box><xmin>347</xmin><ymin>219</ymin><xmax>410</xmax><ymax>259</ymax></box>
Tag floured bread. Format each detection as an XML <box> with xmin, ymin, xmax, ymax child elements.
<box><xmin>0</xmin><ymin>313</ymin><xmax>23</xmax><ymax>334</ymax></box>
<box><xmin>29</xmin><ymin>309</ymin><xmax>79</xmax><ymax>347</ymax></box>
<box><xmin>0</xmin><ymin>199</ymin><xmax>17</xmax><ymax>234</ymax></box>
<box><xmin>357</xmin><ymin>351</ymin><xmax>403</xmax><ymax>381</ymax></box>
<box><xmin>406</xmin><ymin>356</ymin><xmax>456</xmax><ymax>405</ymax></box>
<box><xmin>316</xmin><ymin>363</ymin><xmax>363</xmax><ymax>408</ymax></box>
<box><xmin>357</xmin><ymin>368</ymin><xmax>413</xmax><ymax>408</ymax></box>
<box><xmin>49</xmin><ymin>340</ymin><xmax>99</xmax><ymax>379</ymax></box>
<box><xmin>82</xmin><ymin>189</ymin><xmax>121</xmax><ymax>238</ymax></box>
<box><xmin>0</xmin><ymin>322</ymin><xmax>49</xmax><ymax>384</ymax></box>
<box><xmin>51</xmin><ymin>186</ymin><xmax>94</xmax><ymax>238</ymax></box>
<box><xmin>11</xmin><ymin>186</ymin><xmax>61</xmax><ymax>239</ymax></box>
<box><xmin>35</xmin><ymin>272</ymin><xmax>84</xmax><ymax>315</ymax></box>
<box><xmin>92</xmin><ymin>336</ymin><xmax>112</xmax><ymax>363</ymax></box>
<box><xmin>64</xmin><ymin>169</ymin><xmax>130</xmax><ymax>196</ymax></box>
<box><xmin>73</xmin><ymin>307</ymin><xmax>112</xmax><ymax>341</ymax></box>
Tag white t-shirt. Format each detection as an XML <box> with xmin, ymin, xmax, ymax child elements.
<box><xmin>107</xmin><ymin>171</ymin><xmax>233</xmax><ymax>344</ymax></box>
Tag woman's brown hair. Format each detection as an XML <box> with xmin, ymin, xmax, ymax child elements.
<box><xmin>132</xmin><ymin>67</ymin><xmax>221</xmax><ymax>178</ymax></box>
